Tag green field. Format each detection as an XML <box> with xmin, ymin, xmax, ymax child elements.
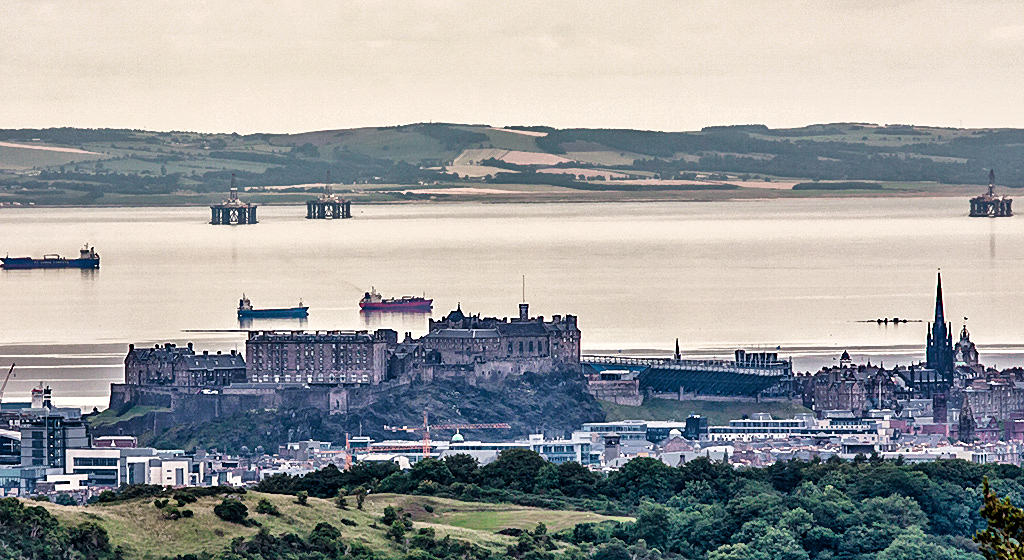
<box><xmin>38</xmin><ymin>492</ymin><xmax>628</xmax><ymax>560</ymax></box>
<box><xmin>87</xmin><ymin>405</ymin><xmax>169</xmax><ymax>428</ymax></box>
<box><xmin>600</xmin><ymin>397</ymin><xmax>811</xmax><ymax>425</ymax></box>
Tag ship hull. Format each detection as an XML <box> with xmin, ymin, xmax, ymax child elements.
<box><xmin>360</xmin><ymin>299</ymin><xmax>432</xmax><ymax>311</ymax></box>
<box><xmin>238</xmin><ymin>307</ymin><xmax>309</xmax><ymax>319</ymax></box>
<box><xmin>2</xmin><ymin>257</ymin><xmax>100</xmax><ymax>270</ymax></box>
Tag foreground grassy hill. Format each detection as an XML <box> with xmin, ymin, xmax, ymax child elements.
<box><xmin>37</xmin><ymin>491</ymin><xmax>628</xmax><ymax>560</ymax></box>
<box><xmin>0</xmin><ymin>122</ymin><xmax>1018</xmax><ymax>206</ymax></box>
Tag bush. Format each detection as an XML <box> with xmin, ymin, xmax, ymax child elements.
<box><xmin>341</xmin><ymin>518</ymin><xmax>358</xmax><ymax>527</ymax></box>
<box><xmin>381</xmin><ymin>506</ymin><xmax>400</xmax><ymax>526</ymax></box>
<box><xmin>173</xmin><ymin>492</ymin><xmax>198</xmax><ymax>507</ymax></box>
<box><xmin>213</xmin><ymin>498</ymin><xmax>249</xmax><ymax>525</ymax></box>
<box><xmin>423</xmin><ymin>504</ymin><xmax>434</xmax><ymax>513</ymax></box>
<box><xmin>162</xmin><ymin>506</ymin><xmax>183</xmax><ymax>520</ymax></box>
<box><xmin>30</xmin><ymin>495</ymin><xmax>50</xmax><ymax>502</ymax></box>
<box><xmin>154</xmin><ymin>498</ymin><xmax>169</xmax><ymax>509</ymax></box>
<box><xmin>387</xmin><ymin>520</ymin><xmax>407</xmax><ymax>542</ymax></box>
<box><xmin>335</xmin><ymin>495</ymin><xmax>348</xmax><ymax>509</ymax></box>
<box><xmin>54</xmin><ymin>494</ymin><xmax>77</xmax><ymax>506</ymax></box>
<box><xmin>256</xmin><ymin>498</ymin><xmax>280</xmax><ymax>516</ymax></box>
<box><xmin>296</xmin><ymin>491</ymin><xmax>309</xmax><ymax>506</ymax></box>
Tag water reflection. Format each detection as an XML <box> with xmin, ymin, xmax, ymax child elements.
<box><xmin>238</xmin><ymin>316</ymin><xmax>308</xmax><ymax>330</ymax></box>
<box><xmin>360</xmin><ymin>310</ymin><xmax>430</xmax><ymax>336</ymax></box>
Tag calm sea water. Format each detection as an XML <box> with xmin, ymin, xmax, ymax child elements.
<box><xmin>1</xmin><ymin>198</ymin><xmax>1023</xmax><ymax>408</ymax></box>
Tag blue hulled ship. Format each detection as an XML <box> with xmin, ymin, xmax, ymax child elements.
<box><xmin>2</xmin><ymin>245</ymin><xmax>100</xmax><ymax>270</ymax></box>
<box><xmin>237</xmin><ymin>294</ymin><xmax>309</xmax><ymax>319</ymax></box>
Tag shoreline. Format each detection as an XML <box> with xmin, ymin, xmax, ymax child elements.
<box><xmin>0</xmin><ymin>184</ymin><xmax>998</xmax><ymax>209</ymax></box>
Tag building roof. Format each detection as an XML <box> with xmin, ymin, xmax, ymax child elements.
<box><xmin>424</xmin><ymin>329</ymin><xmax>501</xmax><ymax>339</ymax></box>
<box><xmin>186</xmin><ymin>353</ymin><xmax>245</xmax><ymax>370</ymax></box>
<box><xmin>496</xmin><ymin>322</ymin><xmax>552</xmax><ymax>337</ymax></box>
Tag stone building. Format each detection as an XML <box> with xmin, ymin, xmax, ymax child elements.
<box><xmin>422</xmin><ymin>303</ymin><xmax>581</xmax><ymax>373</ymax></box>
<box><xmin>125</xmin><ymin>343</ymin><xmax>246</xmax><ymax>387</ymax></box>
<box><xmin>808</xmin><ymin>353</ymin><xmax>899</xmax><ymax>417</ymax></box>
<box><xmin>955</xmin><ymin>324</ymin><xmax>980</xmax><ymax>369</ymax></box>
<box><xmin>245</xmin><ymin>330</ymin><xmax>395</xmax><ymax>385</ymax></box>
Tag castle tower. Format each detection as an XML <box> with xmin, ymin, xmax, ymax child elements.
<box><xmin>925</xmin><ymin>272</ymin><xmax>954</xmax><ymax>384</ymax></box>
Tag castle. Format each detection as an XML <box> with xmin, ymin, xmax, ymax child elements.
<box><xmin>113</xmin><ymin>302</ymin><xmax>581</xmax><ymax>418</ymax></box>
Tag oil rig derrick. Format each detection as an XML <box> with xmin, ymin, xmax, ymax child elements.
<box><xmin>969</xmin><ymin>169</ymin><xmax>1013</xmax><ymax>217</ymax></box>
<box><xmin>306</xmin><ymin>171</ymin><xmax>352</xmax><ymax>220</ymax></box>
<box><xmin>210</xmin><ymin>174</ymin><xmax>258</xmax><ymax>225</ymax></box>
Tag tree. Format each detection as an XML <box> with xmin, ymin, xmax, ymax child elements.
<box><xmin>381</xmin><ymin>505</ymin><xmax>399</xmax><ymax>526</ymax></box>
<box><xmin>387</xmin><ymin>520</ymin><xmax>408</xmax><ymax>543</ymax></box>
<box><xmin>555</xmin><ymin>461</ymin><xmax>601</xmax><ymax>498</ymax></box>
<box><xmin>255</xmin><ymin>498</ymin><xmax>280</xmax><ymax>516</ymax></box>
<box><xmin>709</xmin><ymin>527</ymin><xmax>808</xmax><ymax>560</ymax></box>
<box><xmin>634</xmin><ymin>502</ymin><xmax>675</xmax><ymax>551</ymax></box>
<box><xmin>410</xmin><ymin>458</ymin><xmax>454</xmax><ymax>486</ymax></box>
<box><xmin>602</xmin><ymin>457</ymin><xmax>683</xmax><ymax>503</ymax></box>
<box><xmin>592</xmin><ymin>542</ymin><xmax>631</xmax><ymax>560</ymax></box>
<box><xmin>213</xmin><ymin>498</ymin><xmax>249</xmax><ymax>524</ymax></box>
<box><xmin>444</xmin><ymin>453</ymin><xmax>480</xmax><ymax>483</ymax></box>
<box><xmin>881</xmin><ymin>526</ymin><xmax>978</xmax><ymax>560</ymax></box>
<box><xmin>296</xmin><ymin>490</ymin><xmax>309</xmax><ymax>506</ymax></box>
<box><xmin>976</xmin><ymin>478</ymin><xmax>1024</xmax><ymax>560</ymax></box>
<box><xmin>479</xmin><ymin>449</ymin><xmax>547</xmax><ymax>492</ymax></box>
<box><xmin>308</xmin><ymin>522</ymin><xmax>342</xmax><ymax>554</ymax></box>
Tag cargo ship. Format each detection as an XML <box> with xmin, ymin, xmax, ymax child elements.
<box><xmin>359</xmin><ymin>287</ymin><xmax>432</xmax><ymax>312</ymax></box>
<box><xmin>2</xmin><ymin>245</ymin><xmax>100</xmax><ymax>270</ymax></box>
<box><xmin>237</xmin><ymin>294</ymin><xmax>309</xmax><ymax>319</ymax></box>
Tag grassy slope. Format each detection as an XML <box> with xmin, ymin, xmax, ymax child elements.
<box><xmin>88</xmin><ymin>405</ymin><xmax>169</xmax><ymax>428</ymax></box>
<box><xmin>601</xmin><ymin>398</ymin><xmax>811</xmax><ymax>425</ymax></box>
<box><xmin>38</xmin><ymin>492</ymin><xmax>628</xmax><ymax>560</ymax></box>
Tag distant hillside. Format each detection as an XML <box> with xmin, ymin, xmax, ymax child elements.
<box><xmin>0</xmin><ymin>122</ymin><xmax>1019</xmax><ymax>205</ymax></box>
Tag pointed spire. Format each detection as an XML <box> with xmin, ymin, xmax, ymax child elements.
<box><xmin>674</xmin><ymin>338</ymin><xmax>681</xmax><ymax>361</ymax></box>
<box><xmin>934</xmin><ymin>271</ymin><xmax>945</xmax><ymax>327</ymax></box>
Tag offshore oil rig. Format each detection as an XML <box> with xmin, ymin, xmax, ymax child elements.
<box><xmin>210</xmin><ymin>175</ymin><xmax>258</xmax><ymax>225</ymax></box>
<box><xmin>305</xmin><ymin>174</ymin><xmax>352</xmax><ymax>220</ymax></box>
<box><xmin>969</xmin><ymin>169</ymin><xmax>1013</xmax><ymax>217</ymax></box>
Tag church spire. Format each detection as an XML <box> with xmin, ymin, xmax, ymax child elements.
<box><xmin>934</xmin><ymin>271</ymin><xmax>945</xmax><ymax>327</ymax></box>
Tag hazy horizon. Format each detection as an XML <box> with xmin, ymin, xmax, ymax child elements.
<box><xmin>3</xmin><ymin>1</ymin><xmax>1024</xmax><ymax>134</ymax></box>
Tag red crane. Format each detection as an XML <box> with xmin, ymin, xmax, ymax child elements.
<box><xmin>384</xmin><ymin>412</ymin><xmax>511</xmax><ymax>458</ymax></box>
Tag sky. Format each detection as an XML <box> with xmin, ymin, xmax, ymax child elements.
<box><xmin>2</xmin><ymin>0</ymin><xmax>1024</xmax><ymax>134</ymax></box>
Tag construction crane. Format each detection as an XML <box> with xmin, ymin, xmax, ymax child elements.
<box><xmin>384</xmin><ymin>412</ymin><xmax>512</xmax><ymax>458</ymax></box>
<box><xmin>0</xmin><ymin>364</ymin><xmax>14</xmax><ymax>405</ymax></box>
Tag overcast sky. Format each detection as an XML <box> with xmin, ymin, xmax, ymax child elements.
<box><xmin>2</xmin><ymin>1</ymin><xmax>1024</xmax><ymax>133</ymax></box>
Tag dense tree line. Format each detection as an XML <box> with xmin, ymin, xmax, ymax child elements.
<box><xmin>0</xmin><ymin>497</ymin><xmax>120</xmax><ymax>559</ymax></box>
<box><xmin>9</xmin><ymin>454</ymin><xmax>1024</xmax><ymax>559</ymax></box>
<box><xmin>258</xmin><ymin>452</ymin><xmax>1024</xmax><ymax>560</ymax></box>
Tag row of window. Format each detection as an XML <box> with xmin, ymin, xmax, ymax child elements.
<box><xmin>74</xmin><ymin>457</ymin><xmax>119</xmax><ymax>467</ymax></box>
<box><xmin>255</xmin><ymin>374</ymin><xmax>373</xmax><ymax>383</ymax></box>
